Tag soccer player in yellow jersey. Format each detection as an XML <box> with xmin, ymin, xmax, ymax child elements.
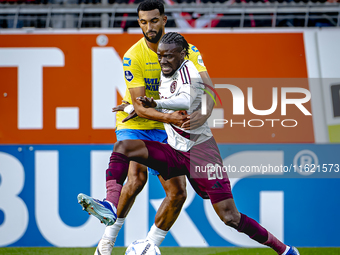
<box><xmin>116</xmin><ymin>37</ymin><xmax>206</xmax><ymax>131</ymax></box>
<box><xmin>84</xmin><ymin>1</ymin><xmax>215</xmax><ymax>254</ymax></box>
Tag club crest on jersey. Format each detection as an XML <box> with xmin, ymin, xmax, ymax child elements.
<box><xmin>170</xmin><ymin>81</ymin><xmax>177</xmax><ymax>93</ymax></box>
<box><xmin>123</xmin><ymin>57</ymin><xmax>131</xmax><ymax>66</ymax></box>
<box><xmin>191</xmin><ymin>45</ymin><xmax>199</xmax><ymax>52</ymax></box>
<box><xmin>125</xmin><ymin>71</ymin><xmax>134</xmax><ymax>82</ymax></box>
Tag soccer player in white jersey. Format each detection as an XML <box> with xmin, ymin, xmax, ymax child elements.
<box><xmin>78</xmin><ymin>1</ymin><xmax>215</xmax><ymax>254</ymax></box>
<box><xmin>78</xmin><ymin>32</ymin><xmax>300</xmax><ymax>255</ymax></box>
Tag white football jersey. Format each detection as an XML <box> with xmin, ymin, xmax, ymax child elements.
<box><xmin>155</xmin><ymin>60</ymin><xmax>213</xmax><ymax>152</ymax></box>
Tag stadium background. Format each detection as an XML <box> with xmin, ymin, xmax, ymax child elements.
<box><xmin>1</xmin><ymin>6</ymin><xmax>340</xmax><ymax>249</ymax></box>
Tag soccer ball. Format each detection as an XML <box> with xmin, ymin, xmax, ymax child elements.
<box><xmin>125</xmin><ymin>239</ymin><xmax>161</xmax><ymax>255</ymax></box>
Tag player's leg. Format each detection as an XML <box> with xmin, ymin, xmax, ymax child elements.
<box><xmin>111</xmin><ymin>130</ymin><xmax>186</xmax><ymax>247</ymax></box>
<box><xmin>155</xmin><ymin>176</ymin><xmax>187</xmax><ymax>230</ymax></box>
<box><xmin>97</xmin><ymin>161</ymin><xmax>148</xmax><ymax>254</ymax></box>
<box><xmin>105</xmin><ymin>139</ymin><xmax>150</xmax><ymax>207</ymax></box>
<box><xmin>146</xmin><ymin>175</ymin><xmax>187</xmax><ymax>246</ymax></box>
<box><xmin>117</xmin><ymin>162</ymin><xmax>148</xmax><ymax>218</ymax></box>
<box><xmin>211</xmin><ymin>196</ymin><xmax>299</xmax><ymax>255</ymax></box>
<box><xmin>186</xmin><ymin>137</ymin><xmax>299</xmax><ymax>255</ymax></box>
<box><xmin>94</xmin><ymin>129</ymin><xmax>169</xmax><ymax>254</ymax></box>
<box><xmin>104</xmin><ymin>129</ymin><xmax>167</xmax><ymax>217</ymax></box>
<box><xmin>78</xmin><ymin>140</ymin><xmax>149</xmax><ymax>225</ymax></box>
<box><xmin>80</xmin><ymin>139</ymin><xmax>181</xmax><ymax>255</ymax></box>
<box><xmin>79</xmin><ymin>139</ymin><xmax>172</xmax><ymax>219</ymax></box>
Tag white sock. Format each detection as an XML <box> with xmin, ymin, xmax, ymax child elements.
<box><xmin>281</xmin><ymin>246</ymin><xmax>290</xmax><ymax>255</ymax></box>
<box><xmin>103</xmin><ymin>218</ymin><xmax>125</xmax><ymax>241</ymax></box>
<box><xmin>146</xmin><ymin>224</ymin><xmax>168</xmax><ymax>247</ymax></box>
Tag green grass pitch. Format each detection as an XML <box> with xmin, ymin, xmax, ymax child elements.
<box><xmin>0</xmin><ymin>247</ymin><xmax>339</xmax><ymax>255</ymax></box>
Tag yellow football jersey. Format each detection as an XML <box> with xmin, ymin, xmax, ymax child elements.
<box><xmin>116</xmin><ymin>37</ymin><xmax>207</xmax><ymax>130</ymax></box>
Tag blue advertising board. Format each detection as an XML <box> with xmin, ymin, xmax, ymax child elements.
<box><xmin>0</xmin><ymin>144</ymin><xmax>339</xmax><ymax>247</ymax></box>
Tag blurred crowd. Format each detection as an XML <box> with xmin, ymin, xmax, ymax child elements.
<box><xmin>0</xmin><ymin>0</ymin><xmax>339</xmax><ymax>29</ymax></box>
<box><xmin>0</xmin><ymin>0</ymin><xmax>339</xmax><ymax>4</ymax></box>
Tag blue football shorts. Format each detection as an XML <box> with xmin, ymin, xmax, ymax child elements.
<box><xmin>115</xmin><ymin>129</ymin><xmax>168</xmax><ymax>175</ymax></box>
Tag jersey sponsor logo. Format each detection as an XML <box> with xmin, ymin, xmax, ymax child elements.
<box><xmin>144</xmin><ymin>78</ymin><xmax>160</xmax><ymax>91</ymax></box>
<box><xmin>146</xmin><ymin>84</ymin><xmax>160</xmax><ymax>91</ymax></box>
<box><xmin>198</xmin><ymin>55</ymin><xmax>205</xmax><ymax>67</ymax></box>
<box><xmin>146</xmin><ymin>62</ymin><xmax>158</xmax><ymax>65</ymax></box>
<box><xmin>191</xmin><ymin>45</ymin><xmax>199</xmax><ymax>52</ymax></box>
<box><xmin>170</xmin><ymin>81</ymin><xmax>177</xmax><ymax>93</ymax></box>
<box><xmin>123</xmin><ymin>57</ymin><xmax>131</xmax><ymax>66</ymax></box>
<box><xmin>144</xmin><ymin>78</ymin><xmax>160</xmax><ymax>85</ymax></box>
<box><xmin>125</xmin><ymin>70</ymin><xmax>134</xmax><ymax>82</ymax></box>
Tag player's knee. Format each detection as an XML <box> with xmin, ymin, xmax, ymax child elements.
<box><xmin>114</xmin><ymin>140</ymin><xmax>131</xmax><ymax>156</ymax></box>
<box><xmin>220</xmin><ymin>210</ymin><xmax>240</xmax><ymax>229</ymax></box>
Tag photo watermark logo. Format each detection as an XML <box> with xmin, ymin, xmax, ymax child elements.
<box><xmin>199</xmin><ymin>83</ymin><xmax>312</xmax><ymax>128</ymax></box>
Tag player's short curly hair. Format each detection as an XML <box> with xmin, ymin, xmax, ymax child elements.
<box><xmin>137</xmin><ymin>0</ymin><xmax>165</xmax><ymax>16</ymax></box>
<box><xmin>159</xmin><ymin>32</ymin><xmax>190</xmax><ymax>57</ymax></box>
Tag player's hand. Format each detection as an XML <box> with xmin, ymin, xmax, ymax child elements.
<box><xmin>112</xmin><ymin>100</ymin><xmax>138</xmax><ymax>122</ymax></box>
<box><xmin>122</xmin><ymin>110</ymin><xmax>138</xmax><ymax>123</ymax></box>
<box><xmin>181</xmin><ymin>110</ymin><xmax>209</xmax><ymax>130</ymax></box>
<box><xmin>112</xmin><ymin>100</ymin><xmax>131</xmax><ymax>112</ymax></box>
<box><xmin>137</xmin><ymin>96</ymin><xmax>157</xmax><ymax>108</ymax></box>
<box><xmin>168</xmin><ymin>110</ymin><xmax>189</xmax><ymax>127</ymax></box>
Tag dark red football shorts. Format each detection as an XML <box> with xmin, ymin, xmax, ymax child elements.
<box><xmin>142</xmin><ymin>137</ymin><xmax>233</xmax><ymax>204</ymax></box>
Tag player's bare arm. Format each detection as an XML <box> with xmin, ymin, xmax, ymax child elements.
<box><xmin>181</xmin><ymin>71</ymin><xmax>215</xmax><ymax>130</ymax></box>
<box><xmin>129</xmin><ymin>87</ymin><xmax>188</xmax><ymax>127</ymax></box>
<box><xmin>137</xmin><ymin>96</ymin><xmax>157</xmax><ymax>108</ymax></box>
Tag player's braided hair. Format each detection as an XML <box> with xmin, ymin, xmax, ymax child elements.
<box><xmin>159</xmin><ymin>32</ymin><xmax>190</xmax><ymax>57</ymax></box>
<box><xmin>137</xmin><ymin>0</ymin><xmax>165</xmax><ymax>16</ymax></box>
